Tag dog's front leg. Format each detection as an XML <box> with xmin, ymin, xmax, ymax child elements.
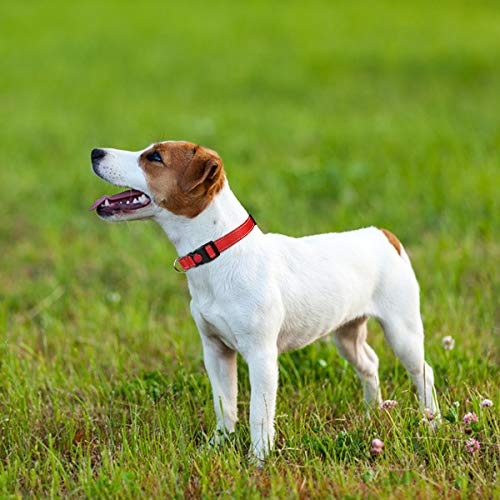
<box><xmin>200</xmin><ymin>335</ymin><xmax>238</xmax><ymax>443</ymax></box>
<box><xmin>247</xmin><ymin>349</ymin><xmax>279</xmax><ymax>461</ymax></box>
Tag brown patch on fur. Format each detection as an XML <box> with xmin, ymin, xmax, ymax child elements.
<box><xmin>139</xmin><ymin>141</ymin><xmax>225</xmax><ymax>218</ymax></box>
<box><xmin>380</xmin><ymin>228</ymin><xmax>402</xmax><ymax>255</ymax></box>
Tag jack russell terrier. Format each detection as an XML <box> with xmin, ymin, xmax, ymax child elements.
<box><xmin>90</xmin><ymin>140</ymin><xmax>439</xmax><ymax>460</ymax></box>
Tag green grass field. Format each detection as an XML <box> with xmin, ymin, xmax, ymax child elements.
<box><xmin>1</xmin><ymin>0</ymin><xmax>499</xmax><ymax>497</ymax></box>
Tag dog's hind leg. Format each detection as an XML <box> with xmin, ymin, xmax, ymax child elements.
<box><xmin>379</xmin><ymin>313</ymin><xmax>439</xmax><ymax>416</ymax></box>
<box><xmin>333</xmin><ymin>318</ymin><xmax>382</xmax><ymax>406</ymax></box>
<box><xmin>374</xmin><ymin>234</ymin><xmax>439</xmax><ymax>416</ymax></box>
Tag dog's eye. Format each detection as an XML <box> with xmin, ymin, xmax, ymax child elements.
<box><xmin>146</xmin><ymin>151</ymin><xmax>162</xmax><ymax>163</ymax></box>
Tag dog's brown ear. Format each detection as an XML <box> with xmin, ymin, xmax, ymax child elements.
<box><xmin>180</xmin><ymin>146</ymin><xmax>223</xmax><ymax>193</ymax></box>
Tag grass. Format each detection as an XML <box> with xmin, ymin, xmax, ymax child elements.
<box><xmin>1</xmin><ymin>0</ymin><xmax>499</xmax><ymax>497</ymax></box>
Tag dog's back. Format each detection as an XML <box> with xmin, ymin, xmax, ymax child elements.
<box><xmin>261</xmin><ymin>227</ymin><xmax>417</xmax><ymax>352</ymax></box>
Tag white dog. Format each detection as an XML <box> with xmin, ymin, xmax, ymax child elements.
<box><xmin>90</xmin><ymin>141</ymin><xmax>439</xmax><ymax>460</ymax></box>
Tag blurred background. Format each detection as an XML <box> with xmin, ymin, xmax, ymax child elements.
<box><xmin>0</xmin><ymin>0</ymin><xmax>498</xmax><ymax>495</ymax></box>
<box><xmin>2</xmin><ymin>0</ymin><xmax>498</xmax><ymax>297</ymax></box>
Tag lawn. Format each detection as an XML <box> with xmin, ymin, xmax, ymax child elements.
<box><xmin>1</xmin><ymin>0</ymin><xmax>499</xmax><ymax>497</ymax></box>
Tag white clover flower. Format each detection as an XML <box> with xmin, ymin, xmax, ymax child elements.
<box><xmin>464</xmin><ymin>438</ymin><xmax>480</xmax><ymax>453</ymax></box>
<box><xmin>442</xmin><ymin>336</ymin><xmax>455</xmax><ymax>351</ymax></box>
<box><xmin>370</xmin><ymin>438</ymin><xmax>384</xmax><ymax>455</ymax></box>
<box><xmin>463</xmin><ymin>412</ymin><xmax>479</xmax><ymax>425</ymax></box>
<box><xmin>107</xmin><ymin>291</ymin><xmax>122</xmax><ymax>304</ymax></box>
<box><xmin>380</xmin><ymin>400</ymin><xmax>398</xmax><ymax>410</ymax></box>
<box><xmin>422</xmin><ymin>408</ymin><xmax>435</xmax><ymax>423</ymax></box>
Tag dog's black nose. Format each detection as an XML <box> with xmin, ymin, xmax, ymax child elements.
<box><xmin>91</xmin><ymin>148</ymin><xmax>106</xmax><ymax>162</ymax></box>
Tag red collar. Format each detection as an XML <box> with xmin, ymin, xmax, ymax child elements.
<box><xmin>173</xmin><ymin>215</ymin><xmax>257</xmax><ymax>272</ymax></box>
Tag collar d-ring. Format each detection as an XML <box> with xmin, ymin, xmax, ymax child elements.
<box><xmin>173</xmin><ymin>257</ymin><xmax>186</xmax><ymax>273</ymax></box>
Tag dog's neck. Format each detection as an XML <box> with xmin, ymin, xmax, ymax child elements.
<box><xmin>153</xmin><ymin>181</ymin><xmax>249</xmax><ymax>258</ymax></box>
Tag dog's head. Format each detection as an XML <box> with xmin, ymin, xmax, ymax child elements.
<box><xmin>90</xmin><ymin>141</ymin><xmax>225</xmax><ymax>221</ymax></box>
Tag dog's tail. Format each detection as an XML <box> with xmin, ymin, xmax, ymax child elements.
<box><xmin>379</xmin><ymin>228</ymin><xmax>411</xmax><ymax>265</ymax></box>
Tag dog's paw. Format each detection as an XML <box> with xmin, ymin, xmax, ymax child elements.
<box><xmin>199</xmin><ymin>429</ymin><xmax>234</xmax><ymax>452</ymax></box>
<box><xmin>421</xmin><ymin>408</ymin><xmax>441</xmax><ymax>432</ymax></box>
<box><xmin>247</xmin><ymin>442</ymin><xmax>272</xmax><ymax>467</ymax></box>
<box><xmin>428</xmin><ymin>415</ymin><xmax>441</xmax><ymax>432</ymax></box>
<box><xmin>247</xmin><ymin>451</ymin><xmax>266</xmax><ymax>469</ymax></box>
<box><xmin>209</xmin><ymin>429</ymin><xmax>227</xmax><ymax>447</ymax></box>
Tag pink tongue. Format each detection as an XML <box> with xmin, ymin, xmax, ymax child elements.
<box><xmin>89</xmin><ymin>196</ymin><xmax>107</xmax><ymax>211</ymax></box>
<box><xmin>89</xmin><ymin>189</ymin><xmax>144</xmax><ymax>211</ymax></box>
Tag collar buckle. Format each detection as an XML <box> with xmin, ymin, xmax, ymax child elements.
<box><xmin>173</xmin><ymin>240</ymin><xmax>221</xmax><ymax>273</ymax></box>
<box><xmin>189</xmin><ymin>240</ymin><xmax>220</xmax><ymax>267</ymax></box>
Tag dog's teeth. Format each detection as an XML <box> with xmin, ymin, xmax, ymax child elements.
<box><xmin>103</xmin><ymin>199</ymin><xmax>110</xmax><ymax>206</ymax></box>
<box><xmin>133</xmin><ymin>198</ymin><xmax>138</xmax><ymax>203</ymax></box>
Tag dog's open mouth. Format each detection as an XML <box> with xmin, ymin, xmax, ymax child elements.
<box><xmin>89</xmin><ymin>189</ymin><xmax>151</xmax><ymax>216</ymax></box>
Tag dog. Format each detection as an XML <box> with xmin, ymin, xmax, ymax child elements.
<box><xmin>90</xmin><ymin>140</ymin><xmax>440</xmax><ymax>460</ymax></box>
